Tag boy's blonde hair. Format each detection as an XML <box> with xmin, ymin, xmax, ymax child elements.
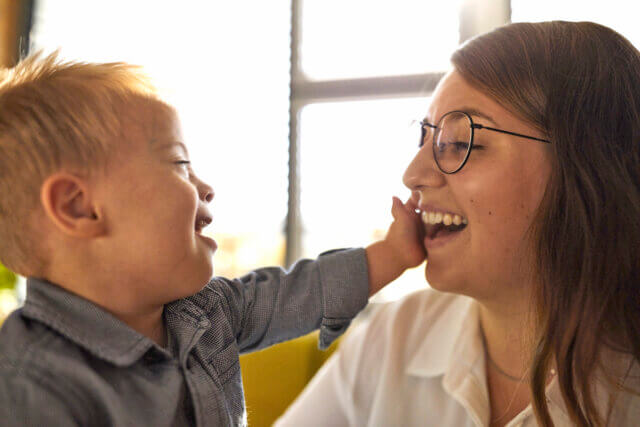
<box><xmin>0</xmin><ymin>52</ymin><xmax>157</xmax><ymax>276</ymax></box>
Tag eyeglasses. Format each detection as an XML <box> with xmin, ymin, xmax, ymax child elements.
<box><xmin>419</xmin><ymin>110</ymin><xmax>551</xmax><ymax>174</ymax></box>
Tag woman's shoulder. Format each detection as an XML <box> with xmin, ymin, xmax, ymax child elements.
<box><xmin>341</xmin><ymin>288</ymin><xmax>475</xmax><ymax>370</ymax></box>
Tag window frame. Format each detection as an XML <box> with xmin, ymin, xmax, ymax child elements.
<box><xmin>285</xmin><ymin>0</ymin><xmax>511</xmax><ymax>266</ymax></box>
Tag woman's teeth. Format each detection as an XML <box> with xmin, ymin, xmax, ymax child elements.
<box><xmin>420</xmin><ymin>211</ymin><xmax>468</xmax><ymax>226</ymax></box>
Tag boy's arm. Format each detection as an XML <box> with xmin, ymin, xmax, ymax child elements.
<box><xmin>209</xmin><ymin>196</ymin><xmax>424</xmax><ymax>353</ymax></box>
<box><xmin>212</xmin><ymin>247</ymin><xmax>369</xmax><ymax>352</ymax></box>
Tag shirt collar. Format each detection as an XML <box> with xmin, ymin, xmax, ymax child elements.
<box><xmin>22</xmin><ymin>277</ymin><xmax>155</xmax><ymax>367</ymax></box>
<box><xmin>405</xmin><ymin>295</ymin><xmax>480</xmax><ymax>379</ymax></box>
<box><xmin>404</xmin><ymin>292</ymin><xmax>572</xmax><ymax>423</ymax></box>
<box><xmin>405</xmin><ymin>295</ymin><xmax>490</xmax><ymax>425</ymax></box>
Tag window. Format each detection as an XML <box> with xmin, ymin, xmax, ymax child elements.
<box><xmin>299</xmin><ymin>0</ymin><xmax>460</xmax><ymax>80</ymax></box>
<box><xmin>299</xmin><ymin>98</ymin><xmax>429</xmax><ymax>301</ymax></box>
<box><xmin>293</xmin><ymin>0</ymin><xmax>510</xmax><ymax>301</ymax></box>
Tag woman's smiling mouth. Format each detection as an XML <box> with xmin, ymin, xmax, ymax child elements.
<box><xmin>419</xmin><ymin>207</ymin><xmax>468</xmax><ymax>249</ymax></box>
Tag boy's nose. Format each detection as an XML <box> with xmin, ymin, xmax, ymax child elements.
<box><xmin>193</xmin><ymin>175</ymin><xmax>214</xmax><ymax>203</ymax></box>
<box><xmin>200</xmin><ymin>185</ymin><xmax>214</xmax><ymax>203</ymax></box>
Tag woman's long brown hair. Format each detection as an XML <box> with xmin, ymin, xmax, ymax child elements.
<box><xmin>452</xmin><ymin>21</ymin><xmax>640</xmax><ymax>426</ymax></box>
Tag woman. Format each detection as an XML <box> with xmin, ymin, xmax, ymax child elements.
<box><xmin>276</xmin><ymin>21</ymin><xmax>640</xmax><ymax>426</ymax></box>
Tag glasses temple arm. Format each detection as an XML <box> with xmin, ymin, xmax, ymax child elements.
<box><xmin>473</xmin><ymin>124</ymin><xmax>551</xmax><ymax>143</ymax></box>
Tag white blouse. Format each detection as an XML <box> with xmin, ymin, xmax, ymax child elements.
<box><xmin>275</xmin><ymin>289</ymin><xmax>640</xmax><ymax>426</ymax></box>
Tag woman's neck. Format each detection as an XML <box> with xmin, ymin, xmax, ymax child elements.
<box><xmin>478</xmin><ymin>302</ymin><xmax>533</xmax><ymax>378</ymax></box>
<box><xmin>477</xmin><ymin>299</ymin><xmax>545</xmax><ymax>426</ymax></box>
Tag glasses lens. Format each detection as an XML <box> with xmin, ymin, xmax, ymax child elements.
<box><xmin>433</xmin><ymin>111</ymin><xmax>472</xmax><ymax>173</ymax></box>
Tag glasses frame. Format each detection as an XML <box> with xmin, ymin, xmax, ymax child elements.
<box><xmin>420</xmin><ymin>110</ymin><xmax>552</xmax><ymax>174</ymax></box>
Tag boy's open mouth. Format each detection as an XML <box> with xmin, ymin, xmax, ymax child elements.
<box><xmin>195</xmin><ymin>214</ymin><xmax>212</xmax><ymax>234</ymax></box>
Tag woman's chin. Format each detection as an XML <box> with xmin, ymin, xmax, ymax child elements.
<box><xmin>425</xmin><ymin>264</ymin><xmax>467</xmax><ymax>295</ymax></box>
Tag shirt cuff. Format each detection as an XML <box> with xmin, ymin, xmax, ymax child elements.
<box><xmin>316</xmin><ymin>247</ymin><xmax>369</xmax><ymax>350</ymax></box>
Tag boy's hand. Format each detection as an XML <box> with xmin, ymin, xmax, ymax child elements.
<box><xmin>386</xmin><ymin>196</ymin><xmax>426</xmax><ymax>268</ymax></box>
<box><xmin>365</xmin><ymin>196</ymin><xmax>426</xmax><ymax>296</ymax></box>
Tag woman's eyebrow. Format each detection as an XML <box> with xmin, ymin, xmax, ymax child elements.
<box><xmin>424</xmin><ymin>107</ymin><xmax>499</xmax><ymax>126</ymax></box>
<box><xmin>462</xmin><ymin>107</ymin><xmax>499</xmax><ymax>126</ymax></box>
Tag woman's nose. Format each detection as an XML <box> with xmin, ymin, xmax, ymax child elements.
<box><xmin>402</xmin><ymin>145</ymin><xmax>444</xmax><ymax>191</ymax></box>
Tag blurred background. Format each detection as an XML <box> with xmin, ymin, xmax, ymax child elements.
<box><xmin>2</xmin><ymin>0</ymin><xmax>640</xmax><ymax>424</ymax></box>
<box><xmin>3</xmin><ymin>0</ymin><xmax>640</xmax><ymax>315</ymax></box>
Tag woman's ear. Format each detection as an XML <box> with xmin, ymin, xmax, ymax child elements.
<box><xmin>40</xmin><ymin>172</ymin><xmax>107</xmax><ymax>238</ymax></box>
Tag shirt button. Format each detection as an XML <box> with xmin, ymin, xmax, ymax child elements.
<box><xmin>144</xmin><ymin>351</ymin><xmax>160</xmax><ymax>364</ymax></box>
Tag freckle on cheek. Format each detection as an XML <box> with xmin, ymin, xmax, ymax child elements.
<box><xmin>489</xmin><ymin>211</ymin><xmax>492</xmax><ymax>215</ymax></box>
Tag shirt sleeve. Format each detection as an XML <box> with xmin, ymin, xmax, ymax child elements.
<box><xmin>212</xmin><ymin>247</ymin><xmax>369</xmax><ymax>352</ymax></box>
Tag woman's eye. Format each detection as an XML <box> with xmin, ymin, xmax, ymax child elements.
<box><xmin>452</xmin><ymin>142</ymin><xmax>484</xmax><ymax>151</ymax></box>
<box><xmin>452</xmin><ymin>141</ymin><xmax>470</xmax><ymax>152</ymax></box>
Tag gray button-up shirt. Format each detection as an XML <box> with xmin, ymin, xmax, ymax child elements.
<box><xmin>0</xmin><ymin>248</ymin><xmax>369</xmax><ymax>426</ymax></box>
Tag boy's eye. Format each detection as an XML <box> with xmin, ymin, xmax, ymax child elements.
<box><xmin>174</xmin><ymin>160</ymin><xmax>191</xmax><ymax>174</ymax></box>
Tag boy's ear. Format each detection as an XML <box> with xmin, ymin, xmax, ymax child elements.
<box><xmin>40</xmin><ymin>172</ymin><xmax>107</xmax><ymax>238</ymax></box>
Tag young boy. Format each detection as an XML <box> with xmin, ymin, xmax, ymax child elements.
<box><xmin>0</xmin><ymin>54</ymin><xmax>425</xmax><ymax>426</ymax></box>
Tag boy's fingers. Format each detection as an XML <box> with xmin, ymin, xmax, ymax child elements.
<box><xmin>401</xmin><ymin>198</ymin><xmax>421</xmax><ymax>222</ymax></box>
<box><xmin>392</xmin><ymin>196</ymin><xmax>422</xmax><ymax>224</ymax></box>
<box><xmin>392</xmin><ymin>196</ymin><xmax>415</xmax><ymax>222</ymax></box>
<box><xmin>404</xmin><ymin>197</ymin><xmax>419</xmax><ymax>214</ymax></box>
<box><xmin>391</xmin><ymin>196</ymin><xmax>403</xmax><ymax>220</ymax></box>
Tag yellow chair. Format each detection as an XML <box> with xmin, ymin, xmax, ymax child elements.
<box><xmin>239</xmin><ymin>331</ymin><xmax>341</xmax><ymax>426</ymax></box>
